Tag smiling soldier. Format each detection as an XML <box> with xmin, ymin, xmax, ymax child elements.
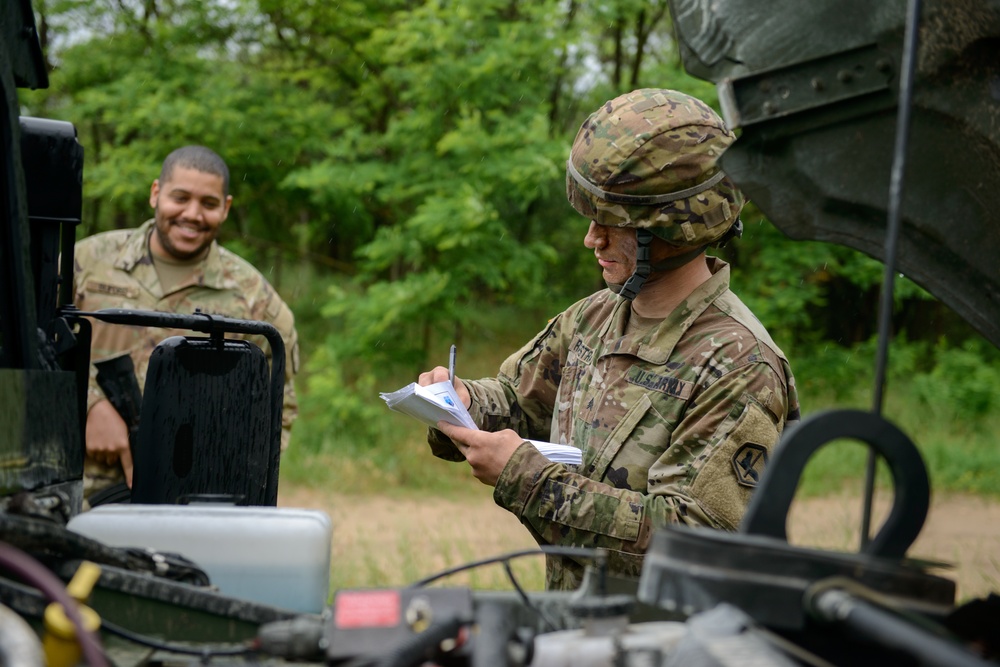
<box><xmin>74</xmin><ymin>146</ymin><xmax>299</xmax><ymax>507</ymax></box>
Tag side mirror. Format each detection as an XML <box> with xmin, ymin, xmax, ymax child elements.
<box><xmin>130</xmin><ymin>336</ymin><xmax>274</xmax><ymax>505</ymax></box>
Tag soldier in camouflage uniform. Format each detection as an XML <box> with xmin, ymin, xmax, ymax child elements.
<box><xmin>419</xmin><ymin>89</ymin><xmax>799</xmax><ymax>590</ymax></box>
<box><xmin>74</xmin><ymin>145</ymin><xmax>299</xmax><ymax>505</ymax></box>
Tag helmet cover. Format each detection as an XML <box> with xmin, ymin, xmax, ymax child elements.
<box><xmin>566</xmin><ymin>88</ymin><xmax>744</xmax><ymax>248</ymax></box>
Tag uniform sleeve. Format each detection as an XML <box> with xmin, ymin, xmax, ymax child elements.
<box><xmin>492</xmin><ymin>361</ymin><xmax>790</xmax><ymax>579</ymax></box>
<box><xmin>253</xmin><ymin>285</ymin><xmax>299</xmax><ymax>452</ymax></box>
<box><xmin>73</xmin><ymin>241</ymin><xmax>108</xmax><ymax>414</ymax></box>
<box><xmin>86</xmin><ymin>366</ymin><xmax>107</xmax><ymax>413</ymax></box>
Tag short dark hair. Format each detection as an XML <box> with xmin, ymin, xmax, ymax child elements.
<box><xmin>159</xmin><ymin>145</ymin><xmax>230</xmax><ymax>197</ymax></box>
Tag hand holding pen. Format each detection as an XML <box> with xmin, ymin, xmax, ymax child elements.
<box><xmin>416</xmin><ymin>344</ymin><xmax>471</xmax><ymax>409</ymax></box>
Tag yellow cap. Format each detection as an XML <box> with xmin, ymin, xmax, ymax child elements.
<box><xmin>43</xmin><ymin>562</ymin><xmax>103</xmax><ymax>667</ymax></box>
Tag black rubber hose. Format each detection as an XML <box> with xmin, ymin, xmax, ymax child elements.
<box><xmin>810</xmin><ymin>588</ymin><xmax>993</xmax><ymax>667</ymax></box>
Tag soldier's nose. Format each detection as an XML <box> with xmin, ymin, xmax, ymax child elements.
<box><xmin>184</xmin><ymin>203</ymin><xmax>205</xmax><ymax>221</ymax></box>
<box><xmin>584</xmin><ymin>221</ymin><xmax>606</xmax><ymax>249</ymax></box>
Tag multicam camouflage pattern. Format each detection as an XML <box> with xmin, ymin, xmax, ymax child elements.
<box><xmin>428</xmin><ymin>259</ymin><xmax>798</xmax><ymax>590</ymax></box>
<box><xmin>74</xmin><ymin>219</ymin><xmax>299</xmax><ymax>499</ymax></box>
<box><xmin>566</xmin><ymin>88</ymin><xmax>744</xmax><ymax>248</ymax></box>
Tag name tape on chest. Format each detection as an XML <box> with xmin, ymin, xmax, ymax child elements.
<box><xmin>570</xmin><ymin>338</ymin><xmax>595</xmax><ymax>365</ymax></box>
<box><xmin>85</xmin><ymin>280</ymin><xmax>140</xmax><ymax>300</ymax></box>
<box><xmin>626</xmin><ymin>366</ymin><xmax>693</xmax><ymax>400</ymax></box>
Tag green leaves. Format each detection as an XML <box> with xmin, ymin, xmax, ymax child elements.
<box><xmin>25</xmin><ymin>0</ymin><xmax>324</xmax><ymax>241</ymax></box>
<box><xmin>25</xmin><ymin>0</ymin><xmax>988</xmax><ymax>455</ymax></box>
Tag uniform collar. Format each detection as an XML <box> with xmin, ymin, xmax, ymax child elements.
<box><xmin>113</xmin><ymin>219</ymin><xmax>230</xmax><ymax>294</ymax></box>
<box><xmin>604</xmin><ymin>257</ymin><xmax>731</xmax><ymax>364</ymax></box>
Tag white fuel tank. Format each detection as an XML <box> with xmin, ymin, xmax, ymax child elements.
<box><xmin>67</xmin><ymin>504</ymin><xmax>332</xmax><ymax>614</ymax></box>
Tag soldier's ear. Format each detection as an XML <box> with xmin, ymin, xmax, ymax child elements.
<box><xmin>220</xmin><ymin>194</ymin><xmax>233</xmax><ymax>221</ymax></box>
<box><xmin>149</xmin><ymin>179</ymin><xmax>160</xmax><ymax>209</ymax></box>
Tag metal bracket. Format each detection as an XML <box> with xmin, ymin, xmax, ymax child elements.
<box><xmin>740</xmin><ymin>409</ymin><xmax>929</xmax><ymax>560</ymax></box>
<box><xmin>719</xmin><ymin>44</ymin><xmax>895</xmax><ymax>129</ymax></box>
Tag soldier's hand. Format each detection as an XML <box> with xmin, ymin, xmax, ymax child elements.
<box><xmin>85</xmin><ymin>399</ymin><xmax>134</xmax><ymax>487</ymax></box>
<box><xmin>417</xmin><ymin>366</ymin><xmax>471</xmax><ymax>409</ymax></box>
<box><xmin>436</xmin><ymin>422</ymin><xmax>523</xmax><ymax>487</ymax></box>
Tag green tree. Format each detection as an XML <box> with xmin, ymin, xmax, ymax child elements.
<box><xmin>295</xmin><ymin>0</ymin><xmax>719</xmax><ymax>415</ymax></box>
<box><xmin>25</xmin><ymin>0</ymin><xmax>327</xmax><ymax>263</ymax></box>
<box><xmin>24</xmin><ymin>0</ymin><xmax>975</xmax><ymax>458</ymax></box>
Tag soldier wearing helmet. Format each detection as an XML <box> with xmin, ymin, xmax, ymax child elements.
<box><xmin>567</xmin><ymin>89</ymin><xmax>745</xmax><ymax>300</ymax></box>
<box><xmin>418</xmin><ymin>89</ymin><xmax>799</xmax><ymax>591</ymax></box>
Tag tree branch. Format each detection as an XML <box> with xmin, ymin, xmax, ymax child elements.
<box><xmin>547</xmin><ymin>0</ymin><xmax>578</xmax><ymax>132</ymax></box>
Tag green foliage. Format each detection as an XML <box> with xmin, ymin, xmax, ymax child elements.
<box><xmin>278</xmin><ymin>0</ymin><xmax>599</xmax><ymax>434</ymax></box>
<box><xmin>25</xmin><ymin>0</ymin><xmax>1000</xmax><ymax>504</ymax></box>
<box><xmin>909</xmin><ymin>338</ymin><xmax>1000</xmax><ymax>423</ymax></box>
<box><xmin>322</xmin><ymin>272</ymin><xmax>454</xmax><ymax>373</ymax></box>
<box><xmin>25</xmin><ymin>0</ymin><xmax>327</xmax><ymax>243</ymax></box>
<box><xmin>716</xmin><ymin>216</ymin><xmax>831</xmax><ymax>345</ymax></box>
<box><xmin>788</xmin><ymin>335</ymin><xmax>1000</xmax><ymax>498</ymax></box>
<box><xmin>718</xmin><ymin>205</ymin><xmax>938</xmax><ymax>352</ymax></box>
<box><xmin>299</xmin><ymin>344</ymin><xmax>387</xmax><ymax>451</ymax></box>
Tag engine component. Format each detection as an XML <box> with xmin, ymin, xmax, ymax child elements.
<box><xmin>638</xmin><ymin>410</ymin><xmax>955</xmax><ymax>630</ymax></box>
<box><xmin>325</xmin><ymin>587</ymin><xmax>473</xmax><ymax>665</ymax></box>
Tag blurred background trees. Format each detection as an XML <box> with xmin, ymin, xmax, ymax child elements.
<box><xmin>23</xmin><ymin>0</ymin><xmax>998</xmax><ymax>480</ymax></box>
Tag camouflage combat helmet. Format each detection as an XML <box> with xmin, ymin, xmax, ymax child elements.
<box><xmin>567</xmin><ymin>88</ymin><xmax>744</xmax><ymax>299</ymax></box>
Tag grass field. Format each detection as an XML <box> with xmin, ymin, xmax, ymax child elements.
<box><xmin>281</xmin><ymin>385</ymin><xmax>1000</xmax><ymax>502</ymax></box>
<box><xmin>277</xmin><ymin>481</ymin><xmax>1000</xmax><ymax>604</ymax></box>
<box><xmin>286</xmin><ymin>294</ymin><xmax>1000</xmax><ymax>500</ymax></box>
<box><xmin>279</xmin><ymin>289</ymin><xmax>1000</xmax><ymax>608</ymax></box>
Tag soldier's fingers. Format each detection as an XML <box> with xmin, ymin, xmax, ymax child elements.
<box><xmin>453</xmin><ymin>379</ymin><xmax>472</xmax><ymax>409</ymax></box>
<box><xmin>418</xmin><ymin>367</ymin><xmax>450</xmax><ymax>386</ymax></box>
<box><xmin>437</xmin><ymin>420</ymin><xmax>457</xmax><ymax>441</ymax></box>
<box><xmin>437</xmin><ymin>421</ymin><xmax>474</xmax><ymax>450</ymax></box>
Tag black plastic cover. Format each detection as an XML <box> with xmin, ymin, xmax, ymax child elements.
<box><xmin>669</xmin><ymin>0</ymin><xmax>1000</xmax><ymax>347</ymax></box>
<box><xmin>130</xmin><ymin>336</ymin><xmax>274</xmax><ymax>506</ymax></box>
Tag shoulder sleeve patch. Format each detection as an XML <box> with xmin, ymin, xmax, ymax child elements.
<box><xmin>732</xmin><ymin>443</ymin><xmax>768</xmax><ymax>488</ymax></box>
<box><xmin>687</xmin><ymin>398</ymin><xmax>780</xmax><ymax>530</ymax></box>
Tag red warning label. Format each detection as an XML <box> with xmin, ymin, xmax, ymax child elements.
<box><xmin>334</xmin><ymin>590</ymin><xmax>401</xmax><ymax>628</ymax></box>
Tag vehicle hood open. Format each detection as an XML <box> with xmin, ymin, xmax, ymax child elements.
<box><xmin>668</xmin><ymin>0</ymin><xmax>1000</xmax><ymax>347</ymax></box>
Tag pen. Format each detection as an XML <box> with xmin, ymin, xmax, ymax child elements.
<box><xmin>448</xmin><ymin>344</ymin><xmax>457</xmax><ymax>385</ymax></box>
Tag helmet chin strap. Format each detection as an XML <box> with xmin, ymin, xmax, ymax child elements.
<box><xmin>612</xmin><ymin>229</ymin><xmax>653</xmax><ymax>301</ymax></box>
<box><xmin>609</xmin><ymin>229</ymin><xmax>708</xmax><ymax>301</ymax></box>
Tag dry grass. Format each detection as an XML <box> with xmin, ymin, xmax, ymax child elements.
<box><xmin>279</xmin><ymin>485</ymin><xmax>1000</xmax><ymax>604</ymax></box>
<box><xmin>787</xmin><ymin>491</ymin><xmax>1000</xmax><ymax>601</ymax></box>
<box><xmin>280</xmin><ymin>487</ymin><xmax>543</xmax><ymax>594</ymax></box>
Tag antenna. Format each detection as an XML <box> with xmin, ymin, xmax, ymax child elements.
<box><xmin>860</xmin><ymin>0</ymin><xmax>924</xmax><ymax>548</ymax></box>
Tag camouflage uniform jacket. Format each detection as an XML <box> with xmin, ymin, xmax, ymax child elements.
<box><xmin>429</xmin><ymin>258</ymin><xmax>798</xmax><ymax>590</ymax></box>
<box><xmin>74</xmin><ymin>219</ymin><xmax>299</xmax><ymax>495</ymax></box>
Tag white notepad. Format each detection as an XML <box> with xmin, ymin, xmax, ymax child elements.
<box><xmin>380</xmin><ymin>381</ymin><xmax>582</xmax><ymax>465</ymax></box>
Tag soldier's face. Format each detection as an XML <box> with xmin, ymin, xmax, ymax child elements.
<box><xmin>149</xmin><ymin>166</ymin><xmax>232</xmax><ymax>261</ymax></box>
<box><xmin>584</xmin><ymin>221</ymin><xmax>637</xmax><ymax>284</ymax></box>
